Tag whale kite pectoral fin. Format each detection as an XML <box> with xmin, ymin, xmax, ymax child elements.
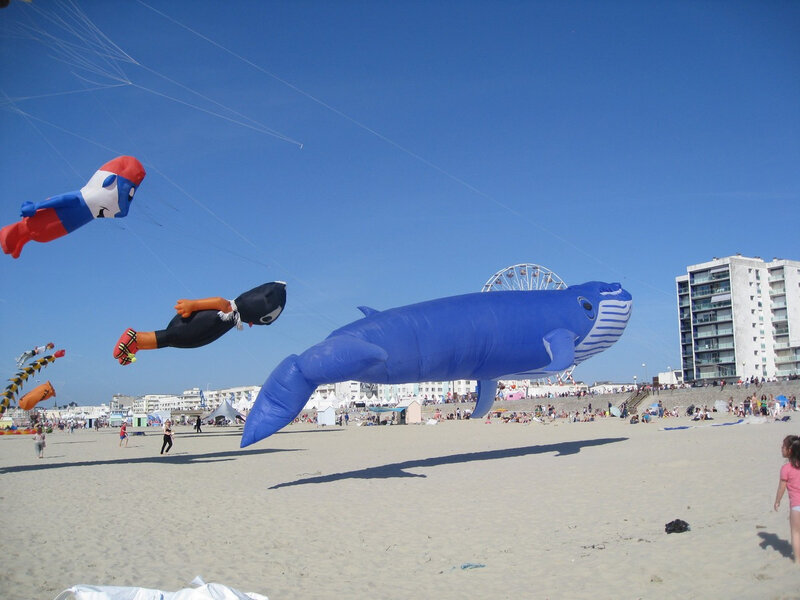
<box><xmin>472</xmin><ymin>380</ymin><xmax>498</xmax><ymax>419</ymax></box>
<box><xmin>542</xmin><ymin>328</ymin><xmax>577</xmax><ymax>371</ymax></box>
<box><xmin>357</xmin><ymin>305</ymin><xmax>380</xmax><ymax>317</ymax></box>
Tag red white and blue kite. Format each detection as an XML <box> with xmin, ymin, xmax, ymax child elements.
<box><xmin>1</xmin><ymin>156</ymin><xmax>145</xmax><ymax>258</ymax></box>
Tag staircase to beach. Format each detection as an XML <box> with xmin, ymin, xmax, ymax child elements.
<box><xmin>623</xmin><ymin>388</ymin><xmax>650</xmax><ymax>414</ymax></box>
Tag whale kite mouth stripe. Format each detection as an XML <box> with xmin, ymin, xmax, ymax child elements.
<box><xmin>573</xmin><ymin>297</ymin><xmax>632</xmax><ymax>365</ymax></box>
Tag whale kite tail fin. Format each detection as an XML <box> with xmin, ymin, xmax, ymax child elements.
<box><xmin>241</xmin><ymin>355</ymin><xmax>316</xmax><ymax>447</ymax></box>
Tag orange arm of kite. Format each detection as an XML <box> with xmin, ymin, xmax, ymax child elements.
<box><xmin>174</xmin><ymin>297</ymin><xmax>232</xmax><ymax>318</ymax></box>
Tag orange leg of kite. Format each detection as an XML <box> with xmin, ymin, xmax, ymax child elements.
<box><xmin>113</xmin><ymin>329</ymin><xmax>157</xmax><ymax>365</ymax></box>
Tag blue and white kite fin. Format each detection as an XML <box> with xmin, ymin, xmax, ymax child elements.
<box><xmin>472</xmin><ymin>380</ymin><xmax>498</xmax><ymax>418</ymax></box>
<box><xmin>542</xmin><ymin>328</ymin><xmax>577</xmax><ymax>371</ymax></box>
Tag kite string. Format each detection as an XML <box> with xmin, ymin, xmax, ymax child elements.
<box><xmin>136</xmin><ymin>0</ymin><xmax>670</xmax><ymax>298</ymax></box>
<box><xmin>4</xmin><ymin>94</ymin><xmax>345</xmax><ymax>330</ymax></box>
<box><xmin>13</xmin><ymin>1</ymin><xmax>303</xmax><ymax>148</ymax></box>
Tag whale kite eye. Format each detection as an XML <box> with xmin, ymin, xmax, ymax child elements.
<box><xmin>102</xmin><ymin>174</ymin><xmax>117</xmax><ymax>188</ymax></box>
<box><xmin>578</xmin><ymin>296</ymin><xmax>596</xmax><ymax>320</ymax></box>
<box><xmin>129</xmin><ymin>187</ymin><xmax>136</xmax><ymax>199</ymax></box>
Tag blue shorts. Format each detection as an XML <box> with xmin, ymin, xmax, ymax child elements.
<box><xmin>791</xmin><ymin>506</ymin><xmax>800</xmax><ymax>512</ymax></box>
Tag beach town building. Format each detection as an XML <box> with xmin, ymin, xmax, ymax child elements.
<box><xmin>121</xmin><ymin>386</ymin><xmax>260</xmax><ymax>414</ymax></box>
<box><xmin>676</xmin><ymin>255</ymin><xmax>800</xmax><ymax>384</ymax></box>
<box><xmin>196</xmin><ymin>386</ymin><xmax>260</xmax><ymax>412</ymax></box>
<box><xmin>102</xmin><ymin>374</ymin><xmax>611</xmax><ymax>417</ymax></box>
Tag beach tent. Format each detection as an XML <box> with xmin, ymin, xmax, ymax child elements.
<box><xmin>327</xmin><ymin>392</ymin><xmax>339</xmax><ymax>409</ymax></box>
<box><xmin>152</xmin><ymin>410</ymin><xmax>171</xmax><ymax>425</ymax></box>
<box><xmin>776</xmin><ymin>395</ymin><xmax>788</xmax><ymax>407</ymax></box>
<box><xmin>204</xmin><ymin>399</ymin><xmax>245</xmax><ymax>424</ymax></box>
<box><xmin>316</xmin><ymin>404</ymin><xmax>335</xmax><ymax>426</ymax></box>
<box><xmin>368</xmin><ymin>406</ymin><xmax>404</xmax><ymax>424</ymax></box>
<box><xmin>304</xmin><ymin>391</ymin><xmax>323</xmax><ymax>411</ymax></box>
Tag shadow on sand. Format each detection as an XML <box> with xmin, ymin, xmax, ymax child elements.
<box><xmin>180</xmin><ymin>427</ymin><xmax>344</xmax><ymax>440</ymax></box>
<box><xmin>757</xmin><ymin>531</ymin><xmax>795</xmax><ymax>560</ymax></box>
<box><xmin>269</xmin><ymin>436</ymin><xmax>627</xmax><ymax>489</ymax></box>
<box><xmin>0</xmin><ymin>447</ymin><xmax>298</xmax><ymax>474</ymax></box>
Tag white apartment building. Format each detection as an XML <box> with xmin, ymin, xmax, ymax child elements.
<box><xmin>676</xmin><ymin>255</ymin><xmax>800</xmax><ymax>383</ymax></box>
<box><xmin>197</xmin><ymin>386</ymin><xmax>260</xmax><ymax>410</ymax></box>
<box><xmin>307</xmin><ymin>380</ymin><xmax>477</xmax><ymax>404</ymax></box>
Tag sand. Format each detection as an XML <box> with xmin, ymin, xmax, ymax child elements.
<box><xmin>1</xmin><ymin>413</ymin><xmax>799</xmax><ymax>600</ymax></box>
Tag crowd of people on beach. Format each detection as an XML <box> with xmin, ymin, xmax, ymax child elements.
<box><xmin>731</xmin><ymin>394</ymin><xmax>798</xmax><ymax>418</ymax></box>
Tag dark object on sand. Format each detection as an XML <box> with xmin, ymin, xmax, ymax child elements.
<box><xmin>665</xmin><ymin>519</ymin><xmax>690</xmax><ymax>534</ymax></box>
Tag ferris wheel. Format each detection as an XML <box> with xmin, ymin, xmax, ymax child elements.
<box><xmin>480</xmin><ymin>263</ymin><xmax>575</xmax><ymax>384</ymax></box>
<box><xmin>481</xmin><ymin>263</ymin><xmax>568</xmax><ymax>292</ymax></box>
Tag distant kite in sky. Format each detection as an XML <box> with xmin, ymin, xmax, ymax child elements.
<box><xmin>241</xmin><ymin>281</ymin><xmax>632</xmax><ymax>447</ymax></box>
<box><xmin>0</xmin><ymin>156</ymin><xmax>145</xmax><ymax>258</ymax></box>
<box><xmin>113</xmin><ymin>282</ymin><xmax>287</xmax><ymax>365</ymax></box>
<box><xmin>1</xmin><ymin>349</ymin><xmax>65</xmax><ymax>417</ymax></box>
<box><xmin>15</xmin><ymin>342</ymin><xmax>55</xmax><ymax>368</ymax></box>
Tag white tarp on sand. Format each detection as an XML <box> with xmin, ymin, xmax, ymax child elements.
<box><xmin>54</xmin><ymin>580</ymin><xmax>267</xmax><ymax>600</ymax></box>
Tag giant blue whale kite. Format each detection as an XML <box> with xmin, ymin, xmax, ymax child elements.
<box><xmin>241</xmin><ymin>281</ymin><xmax>632</xmax><ymax>447</ymax></box>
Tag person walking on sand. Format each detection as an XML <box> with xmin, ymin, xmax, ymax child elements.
<box><xmin>160</xmin><ymin>419</ymin><xmax>174</xmax><ymax>454</ymax></box>
<box><xmin>774</xmin><ymin>435</ymin><xmax>800</xmax><ymax>565</ymax></box>
<box><xmin>33</xmin><ymin>425</ymin><xmax>46</xmax><ymax>458</ymax></box>
<box><xmin>194</xmin><ymin>415</ymin><xmax>202</xmax><ymax>434</ymax></box>
<box><xmin>119</xmin><ymin>421</ymin><xmax>128</xmax><ymax>447</ymax></box>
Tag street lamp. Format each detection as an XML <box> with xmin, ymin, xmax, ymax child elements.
<box><xmin>642</xmin><ymin>362</ymin><xmax>648</xmax><ymax>385</ymax></box>
<box><xmin>633</xmin><ymin>375</ymin><xmax>637</xmax><ymax>389</ymax></box>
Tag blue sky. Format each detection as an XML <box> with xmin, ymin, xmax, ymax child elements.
<box><xmin>1</xmin><ymin>0</ymin><xmax>798</xmax><ymax>405</ymax></box>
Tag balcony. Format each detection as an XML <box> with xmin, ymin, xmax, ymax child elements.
<box><xmin>695</xmin><ymin>366</ymin><xmax>737</xmax><ymax>379</ymax></box>
<box><xmin>692</xmin><ymin>298</ymin><xmax>732</xmax><ymax>312</ymax></box>
<box><xmin>769</xmin><ymin>289</ymin><xmax>786</xmax><ymax>296</ymax></box>
<box><xmin>774</xmin><ymin>327</ymin><xmax>790</xmax><ymax>335</ymax></box>
<box><xmin>695</xmin><ymin>355</ymin><xmax>735</xmax><ymax>366</ymax></box>
<box><xmin>691</xmin><ymin>285</ymin><xmax>731</xmax><ymax>299</ymax></box>
<box><xmin>693</xmin><ymin>314</ymin><xmax>733</xmax><ymax>325</ymax></box>
<box><xmin>694</xmin><ymin>328</ymin><xmax>733</xmax><ymax>339</ymax></box>
<box><xmin>775</xmin><ymin>356</ymin><xmax>800</xmax><ymax>366</ymax></box>
<box><xmin>695</xmin><ymin>341</ymin><xmax>734</xmax><ymax>352</ymax></box>
<box><xmin>691</xmin><ymin>271</ymin><xmax>730</xmax><ymax>284</ymax></box>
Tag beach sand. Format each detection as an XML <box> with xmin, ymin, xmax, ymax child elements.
<box><xmin>2</xmin><ymin>414</ymin><xmax>799</xmax><ymax>599</ymax></box>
